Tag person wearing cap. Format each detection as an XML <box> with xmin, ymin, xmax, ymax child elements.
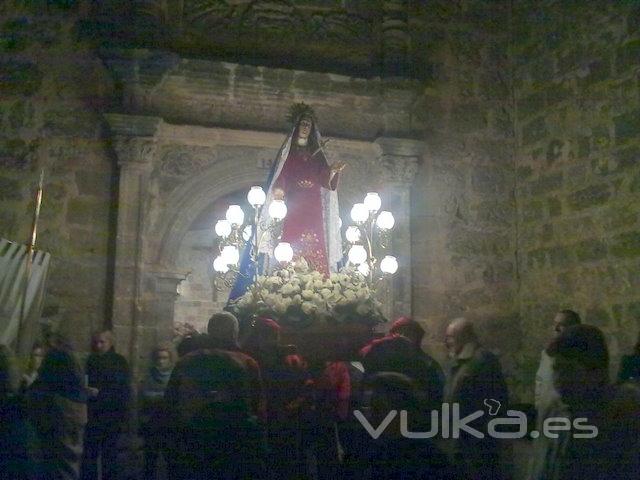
<box><xmin>531</xmin><ymin>324</ymin><xmax>640</xmax><ymax>480</ymax></box>
<box><xmin>534</xmin><ymin>309</ymin><xmax>581</xmax><ymax>423</ymax></box>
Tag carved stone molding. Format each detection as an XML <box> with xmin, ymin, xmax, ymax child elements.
<box><xmin>375</xmin><ymin>137</ymin><xmax>424</xmax><ymax>186</ymax></box>
<box><xmin>112</xmin><ymin>136</ymin><xmax>157</xmax><ymax>168</ymax></box>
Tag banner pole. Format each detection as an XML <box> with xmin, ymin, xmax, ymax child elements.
<box><xmin>17</xmin><ymin>170</ymin><xmax>44</xmax><ymax>355</ymax></box>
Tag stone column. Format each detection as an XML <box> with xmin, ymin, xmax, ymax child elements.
<box><xmin>110</xmin><ymin>135</ymin><xmax>156</xmax><ymax>361</ymax></box>
<box><xmin>137</xmin><ymin>271</ymin><xmax>186</xmax><ymax>376</ymax></box>
<box><xmin>375</xmin><ymin>137</ymin><xmax>422</xmax><ymax>320</ymax></box>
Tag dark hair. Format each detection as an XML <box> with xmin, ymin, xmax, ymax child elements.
<box><xmin>547</xmin><ymin>324</ymin><xmax>608</xmax><ymax>371</ymax></box>
<box><xmin>38</xmin><ymin>345</ymin><xmax>85</xmax><ymax>401</ymax></box>
<box><xmin>176</xmin><ymin>333</ymin><xmax>210</xmax><ymax>358</ymax></box>
<box><xmin>557</xmin><ymin>309</ymin><xmax>581</xmax><ymax>327</ymax></box>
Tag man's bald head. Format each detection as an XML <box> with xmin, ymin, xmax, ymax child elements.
<box><xmin>445</xmin><ymin>318</ymin><xmax>478</xmax><ymax>356</ymax></box>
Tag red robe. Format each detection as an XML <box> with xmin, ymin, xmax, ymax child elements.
<box><xmin>274</xmin><ymin>143</ymin><xmax>338</xmax><ymax>275</ymax></box>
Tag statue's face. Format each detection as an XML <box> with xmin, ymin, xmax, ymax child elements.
<box><xmin>297</xmin><ymin>118</ymin><xmax>312</xmax><ymax>142</ymax></box>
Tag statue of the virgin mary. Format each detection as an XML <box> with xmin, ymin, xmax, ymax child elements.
<box><xmin>259</xmin><ymin>103</ymin><xmax>345</xmax><ymax>275</ymax></box>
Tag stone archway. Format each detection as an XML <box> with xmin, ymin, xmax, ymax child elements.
<box><xmin>104</xmin><ymin>55</ymin><xmax>424</xmax><ymax>379</ymax></box>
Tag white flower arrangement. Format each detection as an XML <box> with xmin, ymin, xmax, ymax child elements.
<box><xmin>228</xmin><ymin>258</ymin><xmax>385</xmax><ymax>327</ymax></box>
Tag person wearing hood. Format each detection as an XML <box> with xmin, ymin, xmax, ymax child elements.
<box><xmin>139</xmin><ymin>343</ymin><xmax>175</xmax><ymax>480</ymax></box>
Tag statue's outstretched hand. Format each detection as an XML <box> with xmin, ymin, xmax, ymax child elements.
<box><xmin>331</xmin><ymin>161</ymin><xmax>347</xmax><ymax>173</ymax></box>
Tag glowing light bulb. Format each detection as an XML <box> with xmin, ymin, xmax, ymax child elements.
<box><xmin>357</xmin><ymin>262</ymin><xmax>370</xmax><ymax>276</ymax></box>
<box><xmin>225</xmin><ymin>205</ymin><xmax>245</xmax><ymax>226</ymax></box>
<box><xmin>345</xmin><ymin>226</ymin><xmax>361</xmax><ymax>243</ymax></box>
<box><xmin>213</xmin><ymin>256</ymin><xmax>229</xmax><ymax>273</ymax></box>
<box><xmin>348</xmin><ymin>245</ymin><xmax>367</xmax><ymax>265</ymax></box>
<box><xmin>380</xmin><ymin>255</ymin><xmax>398</xmax><ymax>274</ymax></box>
<box><xmin>274</xmin><ymin>242</ymin><xmax>294</xmax><ymax>263</ymax></box>
<box><xmin>363</xmin><ymin>192</ymin><xmax>382</xmax><ymax>212</ymax></box>
<box><xmin>268</xmin><ymin>200</ymin><xmax>288</xmax><ymax>221</ymax></box>
<box><xmin>247</xmin><ymin>186</ymin><xmax>266</xmax><ymax>207</ymax></box>
<box><xmin>215</xmin><ymin>220</ymin><xmax>232</xmax><ymax>238</ymax></box>
<box><xmin>221</xmin><ymin>245</ymin><xmax>240</xmax><ymax>266</ymax></box>
<box><xmin>376</xmin><ymin>211</ymin><xmax>395</xmax><ymax>230</ymax></box>
<box><xmin>350</xmin><ymin>203</ymin><xmax>369</xmax><ymax>223</ymax></box>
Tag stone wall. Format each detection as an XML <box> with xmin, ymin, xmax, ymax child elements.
<box><xmin>410</xmin><ymin>1</ymin><xmax>523</xmax><ymax>393</ymax></box>
<box><xmin>0</xmin><ymin>3</ymin><xmax>116</xmax><ymax>352</ymax></box>
<box><xmin>512</xmin><ymin>1</ymin><xmax>640</xmax><ymax>384</ymax></box>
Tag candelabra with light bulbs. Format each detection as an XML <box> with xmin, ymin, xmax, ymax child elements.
<box><xmin>343</xmin><ymin>192</ymin><xmax>398</xmax><ymax>286</ymax></box>
<box><xmin>211</xmin><ymin>186</ymin><xmax>398</xmax><ymax>292</ymax></box>
<box><xmin>212</xmin><ymin>186</ymin><xmax>291</xmax><ymax>290</ymax></box>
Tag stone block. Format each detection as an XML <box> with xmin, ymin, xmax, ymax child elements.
<box><xmin>616</xmin><ymin>39</ymin><xmax>640</xmax><ymax>73</ymax></box>
<box><xmin>610</xmin><ymin>232</ymin><xmax>640</xmax><ymax>258</ymax></box>
<box><xmin>7</xmin><ymin>99</ymin><xmax>35</xmax><ymax>130</ymax></box>
<box><xmin>66</xmin><ymin>197</ymin><xmax>110</xmax><ymax>226</ymax></box>
<box><xmin>471</xmin><ymin>167</ymin><xmax>506</xmax><ymax>194</ymax></box>
<box><xmin>614</xmin><ymin>146</ymin><xmax>639</xmax><ymax>171</ymax></box>
<box><xmin>451</xmin><ymin>102</ymin><xmax>486</xmax><ymax>133</ymax></box>
<box><xmin>614</xmin><ymin>108</ymin><xmax>640</xmax><ymax>143</ymax></box>
<box><xmin>547</xmin><ymin>196</ymin><xmax>562</xmax><ymax>217</ymax></box>
<box><xmin>0</xmin><ymin>176</ymin><xmax>22</xmax><ymax>200</ymax></box>
<box><xmin>76</xmin><ymin>171</ymin><xmax>112</xmax><ymax>197</ymax></box>
<box><xmin>521</xmin><ymin>199</ymin><xmax>544</xmax><ymax>223</ymax></box>
<box><xmin>547</xmin><ymin>246</ymin><xmax>573</xmax><ymax>268</ymax></box>
<box><xmin>584</xmin><ymin>59</ymin><xmax>610</xmax><ymax>85</ymax></box>
<box><xmin>0</xmin><ymin>138</ymin><xmax>37</xmax><ymax>170</ymax></box>
<box><xmin>575</xmin><ymin>239</ymin><xmax>607</xmax><ymax>262</ymax></box>
<box><xmin>68</xmin><ymin>228</ymin><xmax>110</xmax><ymax>257</ymax></box>
<box><xmin>585</xmin><ymin>307</ymin><xmax>610</xmax><ymax>327</ymax></box>
<box><xmin>530</xmin><ymin>173</ymin><xmax>563</xmax><ymax>195</ymax></box>
<box><xmin>517</xmin><ymin>165</ymin><xmax>533</xmax><ymax>181</ymax></box>
<box><xmin>517</xmin><ymin>90</ymin><xmax>545</xmax><ymax>119</ymax></box>
<box><xmin>631</xmin><ymin>173</ymin><xmax>640</xmax><ymax>193</ymax></box>
<box><xmin>546</xmin><ymin>81</ymin><xmax>573</xmax><ymax>107</ymax></box>
<box><xmin>42</xmin><ymin>107</ymin><xmax>98</xmax><ymax>138</ymax></box>
<box><xmin>522</xmin><ymin>117</ymin><xmax>547</xmax><ymax>145</ymax></box>
<box><xmin>602</xmin><ymin>203</ymin><xmax>638</xmax><ymax>231</ymax></box>
<box><xmin>0</xmin><ymin>60</ymin><xmax>42</xmax><ymax>96</ymax></box>
<box><xmin>567</xmin><ymin>184</ymin><xmax>611</xmax><ymax>211</ymax></box>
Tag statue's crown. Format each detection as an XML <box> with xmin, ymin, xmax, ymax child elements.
<box><xmin>287</xmin><ymin>102</ymin><xmax>315</xmax><ymax>125</ymax></box>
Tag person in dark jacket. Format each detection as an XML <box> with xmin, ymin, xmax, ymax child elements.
<box><xmin>361</xmin><ymin>317</ymin><xmax>444</xmax><ymax>412</ymax></box>
<box><xmin>617</xmin><ymin>332</ymin><xmax>640</xmax><ymax>384</ymax></box>
<box><xmin>0</xmin><ymin>344</ymin><xmax>42</xmax><ymax>480</ymax></box>
<box><xmin>81</xmin><ymin>330</ymin><xmax>131</xmax><ymax>480</ymax></box>
<box><xmin>139</xmin><ymin>342</ymin><xmax>175</xmax><ymax>480</ymax></box>
<box><xmin>164</xmin><ymin>348</ymin><xmax>266</xmax><ymax>480</ymax></box>
<box><xmin>242</xmin><ymin>317</ymin><xmax>311</xmax><ymax>480</ymax></box>
<box><xmin>361</xmin><ymin>372</ymin><xmax>458</xmax><ymax>480</ymax></box>
<box><xmin>531</xmin><ymin>324</ymin><xmax>640</xmax><ymax>480</ymax></box>
<box><xmin>444</xmin><ymin>318</ymin><xmax>508</xmax><ymax>480</ymax></box>
<box><xmin>28</xmin><ymin>339</ymin><xmax>87</xmax><ymax>480</ymax></box>
<box><xmin>207</xmin><ymin>312</ymin><xmax>265</xmax><ymax>419</ymax></box>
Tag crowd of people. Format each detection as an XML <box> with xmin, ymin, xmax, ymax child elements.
<box><xmin>0</xmin><ymin>310</ymin><xmax>639</xmax><ymax>480</ymax></box>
